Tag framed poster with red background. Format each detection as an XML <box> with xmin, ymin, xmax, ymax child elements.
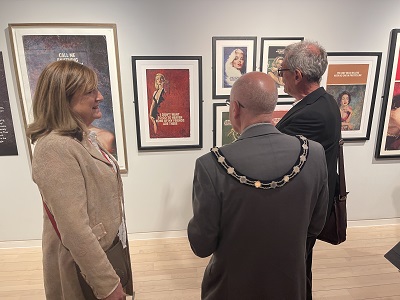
<box><xmin>132</xmin><ymin>56</ymin><xmax>202</xmax><ymax>150</ymax></box>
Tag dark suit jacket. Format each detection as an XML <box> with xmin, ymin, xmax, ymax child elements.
<box><xmin>188</xmin><ymin>124</ymin><xmax>329</xmax><ymax>300</ymax></box>
<box><xmin>276</xmin><ymin>87</ymin><xmax>341</xmax><ymax>216</ymax></box>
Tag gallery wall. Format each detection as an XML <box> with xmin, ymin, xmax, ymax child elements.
<box><xmin>0</xmin><ymin>0</ymin><xmax>400</xmax><ymax>242</ymax></box>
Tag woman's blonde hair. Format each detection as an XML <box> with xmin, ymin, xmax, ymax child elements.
<box><xmin>225</xmin><ymin>49</ymin><xmax>246</xmax><ymax>75</ymax></box>
<box><xmin>271</xmin><ymin>56</ymin><xmax>284</xmax><ymax>67</ymax></box>
<box><xmin>26</xmin><ymin>60</ymin><xmax>98</xmax><ymax>143</ymax></box>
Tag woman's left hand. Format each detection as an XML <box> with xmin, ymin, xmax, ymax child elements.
<box><xmin>103</xmin><ymin>282</ymin><xmax>126</xmax><ymax>300</ymax></box>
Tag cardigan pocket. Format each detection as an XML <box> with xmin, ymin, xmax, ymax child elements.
<box><xmin>91</xmin><ymin>222</ymin><xmax>107</xmax><ymax>241</ymax></box>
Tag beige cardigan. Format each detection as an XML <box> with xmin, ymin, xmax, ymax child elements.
<box><xmin>32</xmin><ymin>131</ymin><xmax>127</xmax><ymax>299</ymax></box>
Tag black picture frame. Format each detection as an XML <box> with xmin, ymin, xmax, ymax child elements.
<box><xmin>132</xmin><ymin>56</ymin><xmax>203</xmax><ymax>151</ymax></box>
<box><xmin>260</xmin><ymin>37</ymin><xmax>304</xmax><ymax>103</ymax></box>
<box><xmin>376</xmin><ymin>29</ymin><xmax>400</xmax><ymax>158</ymax></box>
<box><xmin>321</xmin><ymin>52</ymin><xmax>381</xmax><ymax>141</ymax></box>
<box><xmin>212</xmin><ymin>36</ymin><xmax>257</xmax><ymax>99</ymax></box>
<box><xmin>213</xmin><ymin>102</ymin><xmax>237</xmax><ymax>147</ymax></box>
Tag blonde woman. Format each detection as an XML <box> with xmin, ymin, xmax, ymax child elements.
<box><xmin>27</xmin><ymin>60</ymin><xmax>133</xmax><ymax>299</ymax></box>
<box><xmin>225</xmin><ymin>48</ymin><xmax>246</xmax><ymax>87</ymax></box>
<box><xmin>149</xmin><ymin>73</ymin><xmax>167</xmax><ymax>134</ymax></box>
<box><xmin>268</xmin><ymin>56</ymin><xmax>284</xmax><ymax>87</ymax></box>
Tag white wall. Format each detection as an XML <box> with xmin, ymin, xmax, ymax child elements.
<box><xmin>0</xmin><ymin>0</ymin><xmax>400</xmax><ymax>242</ymax></box>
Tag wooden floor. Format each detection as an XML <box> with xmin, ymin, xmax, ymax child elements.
<box><xmin>1</xmin><ymin>225</ymin><xmax>400</xmax><ymax>299</ymax></box>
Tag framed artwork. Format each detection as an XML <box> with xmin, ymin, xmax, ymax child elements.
<box><xmin>8</xmin><ymin>23</ymin><xmax>128</xmax><ymax>172</ymax></box>
<box><xmin>376</xmin><ymin>29</ymin><xmax>400</xmax><ymax>158</ymax></box>
<box><xmin>213</xmin><ymin>103</ymin><xmax>237</xmax><ymax>147</ymax></box>
<box><xmin>260</xmin><ymin>37</ymin><xmax>303</xmax><ymax>103</ymax></box>
<box><xmin>132</xmin><ymin>56</ymin><xmax>202</xmax><ymax>150</ymax></box>
<box><xmin>0</xmin><ymin>52</ymin><xmax>18</xmax><ymax>156</ymax></box>
<box><xmin>213</xmin><ymin>102</ymin><xmax>292</xmax><ymax>147</ymax></box>
<box><xmin>320</xmin><ymin>52</ymin><xmax>381</xmax><ymax>141</ymax></box>
<box><xmin>212</xmin><ymin>36</ymin><xmax>257</xmax><ymax>99</ymax></box>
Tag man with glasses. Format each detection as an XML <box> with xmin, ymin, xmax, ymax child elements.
<box><xmin>188</xmin><ymin>71</ymin><xmax>329</xmax><ymax>299</ymax></box>
<box><xmin>275</xmin><ymin>40</ymin><xmax>341</xmax><ymax>300</ymax></box>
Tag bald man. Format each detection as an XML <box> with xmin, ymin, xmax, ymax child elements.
<box><xmin>188</xmin><ymin>72</ymin><xmax>329</xmax><ymax>300</ymax></box>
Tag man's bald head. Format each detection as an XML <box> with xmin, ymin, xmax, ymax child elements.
<box><xmin>228</xmin><ymin>72</ymin><xmax>278</xmax><ymax>133</ymax></box>
<box><xmin>230</xmin><ymin>72</ymin><xmax>278</xmax><ymax>115</ymax></box>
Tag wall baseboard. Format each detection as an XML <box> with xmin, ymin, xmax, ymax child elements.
<box><xmin>1</xmin><ymin>218</ymin><xmax>399</xmax><ymax>249</ymax></box>
<box><xmin>129</xmin><ymin>230</ymin><xmax>187</xmax><ymax>240</ymax></box>
<box><xmin>0</xmin><ymin>230</ymin><xmax>188</xmax><ymax>249</ymax></box>
<box><xmin>347</xmin><ymin>217</ymin><xmax>400</xmax><ymax>227</ymax></box>
<box><xmin>0</xmin><ymin>239</ymin><xmax>42</xmax><ymax>249</ymax></box>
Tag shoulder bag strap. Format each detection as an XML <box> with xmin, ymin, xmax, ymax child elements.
<box><xmin>338</xmin><ymin>139</ymin><xmax>347</xmax><ymax>199</ymax></box>
<box><xmin>42</xmin><ymin>198</ymin><xmax>62</xmax><ymax>241</ymax></box>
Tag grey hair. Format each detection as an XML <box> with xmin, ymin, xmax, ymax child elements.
<box><xmin>284</xmin><ymin>40</ymin><xmax>328</xmax><ymax>83</ymax></box>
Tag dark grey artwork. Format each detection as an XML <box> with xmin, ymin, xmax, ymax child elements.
<box><xmin>0</xmin><ymin>52</ymin><xmax>18</xmax><ymax>156</ymax></box>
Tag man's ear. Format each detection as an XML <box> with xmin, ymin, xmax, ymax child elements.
<box><xmin>232</xmin><ymin>101</ymin><xmax>241</xmax><ymax>119</ymax></box>
<box><xmin>294</xmin><ymin>69</ymin><xmax>303</xmax><ymax>83</ymax></box>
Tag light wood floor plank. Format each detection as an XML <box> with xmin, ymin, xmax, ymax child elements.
<box><xmin>0</xmin><ymin>225</ymin><xmax>399</xmax><ymax>299</ymax></box>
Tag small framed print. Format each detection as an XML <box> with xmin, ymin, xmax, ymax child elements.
<box><xmin>213</xmin><ymin>102</ymin><xmax>292</xmax><ymax>147</ymax></box>
<box><xmin>213</xmin><ymin>103</ymin><xmax>238</xmax><ymax>147</ymax></box>
<box><xmin>132</xmin><ymin>56</ymin><xmax>202</xmax><ymax>150</ymax></box>
<box><xmin>260</xmin><ymin>37</ymin><xmax>303</xmax><ymax>103</ymax></box>
<box><xmin>320</xmin><ymin>52</ymin><xmax>381</xmax><ymax>141</ymax></box>
<box><xmin>8</xmin><ymin>23</ymin><xmax>128</xmax><ymax>172</ymax></box>
<box><xmin>0</xmin><ymin>52</ymin><xmax>18</xmax><ymax>156</ymax></box>
<box><xmin>212</xmin><ymin>36</ymin><xmax>257</xmax><ymax>99</ymax></box>
<box><xmin>376</xmin><ymin>29</ymin><xmax>400</xmax><ymax>158</ymax></box>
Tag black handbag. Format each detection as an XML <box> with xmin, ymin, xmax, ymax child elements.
<box><xmin>317</xmin><ymin>139</ymin><xmax>348</xmax><ymax>245</ymax></box>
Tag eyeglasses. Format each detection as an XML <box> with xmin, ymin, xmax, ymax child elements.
<box><xmin>226</xmin><ymin>99</ymin><xmax>245</xmax><ymax>108</ymax></box>
<box><xmin>277</xmin><ymin>68</ymin><xmax>291</xmax><ymax>77</ymax></box>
